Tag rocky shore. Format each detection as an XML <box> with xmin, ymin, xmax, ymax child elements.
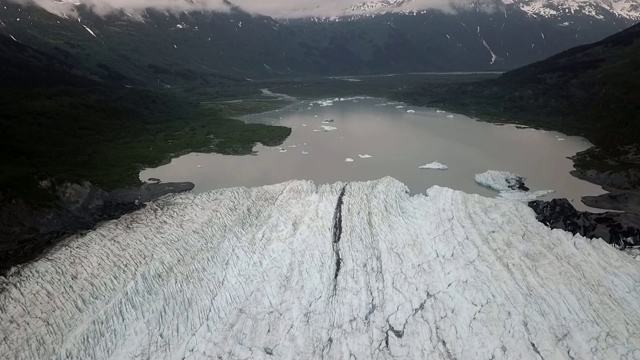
<box><xmin>529</xmin><ymin>165</ymin><xmax>640</xmax><ymax>249</ymax></box>
<box><xmin>529</xmin><ymin>198</ymin><xmax>640</xmax><ymax>248</ymax></box>
<box><xmin>0</xmin><ymin>181</ymin><xmax>194</xmax><ymax>274</ymax></box>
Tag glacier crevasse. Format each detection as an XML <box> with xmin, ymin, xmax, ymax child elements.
<box><xmin>1</xmin><ymin>177</ymin><xmax>639</xmax><ymax>359</ymax></box>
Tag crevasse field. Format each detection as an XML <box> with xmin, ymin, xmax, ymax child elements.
<box><xmin>1</xmin><ymin>178</ymin><xmax>639</xmax><ymax>359</ymax></box>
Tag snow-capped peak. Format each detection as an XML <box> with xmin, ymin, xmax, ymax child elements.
<box><xmin>340</xmin><ymin>0</ymin><xmax>640</xmax><ymax>20</ymax></box>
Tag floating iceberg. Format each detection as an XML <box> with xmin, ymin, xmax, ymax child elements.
<box><xmin>1</xmin><ymin>178</ymin><xmax>638</xmax><ymax>359</ymax></box>
<box><xmin>436</xmin><ymin>110</ymin><xmax>446</xmax><ymax>113</ymax></box>
<box><xmin>375</xmin><ymin>101</ymin><xmax>402</xmax><ymax>107</ymax></box>
<box><xmin>358</xmin><ymin>154</ymin><xmax>373</xmax><ymax>159</ymax></box>
<box><xmin>446</xmin><ymin>115</ymin><xmax>454</xmax><ymax>118</ymax></box>
<box><xmin>475</xmin><ymin>170</ymin><xmax>528</xmax><ymax>192</ymax></box>
<box><xmin>322</xmin><ymin>119</ymin><xmax>334</xmax><ymax>124</ymax></box>
<box><xmin>419</xmin><ymin>161</ymin><xmax>448</xmax><ymax>170</ymax></box>
<box><xmin>345</xmin><ymin>158</ymin><xmax>354</xmax><ymax>162</ymax></box>
<box><xmin>475</xmin><ymin>170</ymin><xmax>554</xmax><ymax>201</ymax></box>
<box><xmin>406</xmin><ymin>110</ymin><xmax>416</xmax><ymax>114</ymax></box>
<box><xmin>301</xmin><ymin>151</ymin><xmax>309</xmax><ymax>155</ymax></box>
<box><xmin>338</xmin><ymin>96</ymin><xmax>372</xmax><ymax>102</ymax></box>
<box><xmin>311</xmin><ymin>99</ymin><xmax>334</xmax><ymax>107</ymax></box>
<box><xmin>320</xmin><ymin>125</ymin><xmax>337</xmax><ymax>132</ymax></box>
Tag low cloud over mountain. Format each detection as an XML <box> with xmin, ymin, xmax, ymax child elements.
<box><xmin>7</xmin><ymin>0</ymin><xmax>456</xmax><ymax>17</ymax></box>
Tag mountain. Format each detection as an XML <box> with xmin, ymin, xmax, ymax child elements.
<box><xmin>405</xmin><ymin>22</ymin><xmax>640</xmax><ymax>143</ymax></box>
<box><xmin>344</xmin><ymin>0</ymin><xmax>640</xmax><ymax>20</ymax></box>
<box><xmin>0</xmin><ymin>0</ymin><xmax>637</xmax><ymax>85</ymax></box>
<box><xmin>0</xmin><ymin>28</ymin><xmax>290</xmax><ymax>203</ymax></box>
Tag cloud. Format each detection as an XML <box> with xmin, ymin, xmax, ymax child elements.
<box><xmin>7</xmin><ymin>0</ymin><xmax>459</xmax><ymax>18</ymax></box>
<box><xmin>8</xmin><ymin>0</ymin><xmax>230</xmax><ymax>17</ymax></box>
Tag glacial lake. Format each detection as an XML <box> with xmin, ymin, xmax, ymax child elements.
<box><xmin>140</xmin><ymin>96</ymin><xmax>606</xmax><ymax>211</ymax></box>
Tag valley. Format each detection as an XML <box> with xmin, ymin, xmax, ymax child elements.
<box><xmin>141</xmin><ymin>96</ymin><xmax>605</xmax><ymax>211</ymax></box>
<box><xmin>0</xmin><ymin>0</ymin><xmax>639</xmax><ymax>358</ymax></box>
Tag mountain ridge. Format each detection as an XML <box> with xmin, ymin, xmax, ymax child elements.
<box><xmin>338</xmin><ymin>0</ymin><xmax>640</xmax><ymax>21</ymax></box>
<box><xmin>2</xmin><ymin>0</ymin><xmax>636</xmax><ymax>85</ymax></box>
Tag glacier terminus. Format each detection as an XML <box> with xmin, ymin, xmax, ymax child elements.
<box><xmin>1</xmin><ymin>178</ymin><xmax>639</xmax><ymax>359</ymax></box>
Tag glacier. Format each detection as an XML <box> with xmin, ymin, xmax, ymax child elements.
<box><xmin>1</xmin><ymin>177</ymin><xmax>640</xmax><ymax>359</ymax></box>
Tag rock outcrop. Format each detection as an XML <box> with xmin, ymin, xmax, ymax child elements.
<box><xmin>0</xmin><ymin>181</ymin><xmax>194</xmax><ymax>273</ymax></box>
<box><xmin>529</xmin><ymin>198</ymin><xmax>640</xmax><ymax>248</ymax></box>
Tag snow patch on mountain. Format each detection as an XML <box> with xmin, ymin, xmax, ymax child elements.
<box><xmin>81</xmin><ymin>24</ymin><xmax>96</xmax><ymax>37</ymax></box>
<box><xmin>8</xmin><ymin>0</ymin><xmax>639</xmax><ymax>20</ymax></box>
<box><xmin>343</xmin><ymin>0</ymin><xmax>640</xmax><ymax>20</ymax></box>
<box><xmin>481</xmin><ymin>38</ymin><xmax>500</xmax><ymax>64</ymax></box>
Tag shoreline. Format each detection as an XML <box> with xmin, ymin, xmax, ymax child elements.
<box><xmin>394</xmin><ymin>100</ymin><xmax>640</xmax><ymax>247</ymax></box>
<box><xmin>3</xmin><ymin>91</ymin><xmax>638</xmax><ymax>274</ymax></box>
<box><xmin>0</xmin><ymin>94</ymin><xmax>296</xmax><ymax>274</ymax></box>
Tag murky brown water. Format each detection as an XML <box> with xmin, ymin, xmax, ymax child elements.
<box><xmin>140</xmin><ymin>96</ymin><xmax>606</xmax><ymax>211</ymax></box>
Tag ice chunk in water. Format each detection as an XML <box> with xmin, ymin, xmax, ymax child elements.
<box><xmin>475</xmin><ymin>170</ymin><xmax>554</xmax><ymax>201</ymax></box>
<box><xmin>419</xmin><ymin>161</ymin><xmax>448</xmax><ymax>170</ymax></box>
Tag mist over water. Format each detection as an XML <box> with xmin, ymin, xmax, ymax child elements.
<box><xmin>141</xmin><ymin>97</ymin><xmax>606</xmax><ymax>211</ymax></box>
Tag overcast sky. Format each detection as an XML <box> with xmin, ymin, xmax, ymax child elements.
<box><xmin>9</xmin><ymin>0</ymin><xmax>456</xmax><ymax>18</ymax></box>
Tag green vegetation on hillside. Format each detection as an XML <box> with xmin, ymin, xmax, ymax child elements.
<box><xmin>0</xmin><ymin>35</ymin><xmax>291</xmax><ymax>204</ymax></box>
<box><xmin>0</xmin><ymin>85</ymin><xmax>290</xmax><ymax>203</ymax></box>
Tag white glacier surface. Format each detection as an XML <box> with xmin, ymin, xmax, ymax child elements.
<box><xmin>1</xmin><ymin>178</ymin><xmax>639</xmax><ymax>359</ymax></box>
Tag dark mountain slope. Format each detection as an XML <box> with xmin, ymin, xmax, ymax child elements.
<box><xmin>0</xmin><ymin>32</ymin><xmax>94</xmax><ymax>85</ymax></box>
<box><xmin>0</xmin><ymin>34</ymin><xmax>289</xmax><ymax>203</ymax></box>
<box><xmin>0</xmin><ymin>0</ymin><xmax>635</xmax><ymax>83</ymax></box>
<box><xmin>404</xmin><ymin>22</ymin><xmax>640</xmax><ymax>149</ymax></box>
